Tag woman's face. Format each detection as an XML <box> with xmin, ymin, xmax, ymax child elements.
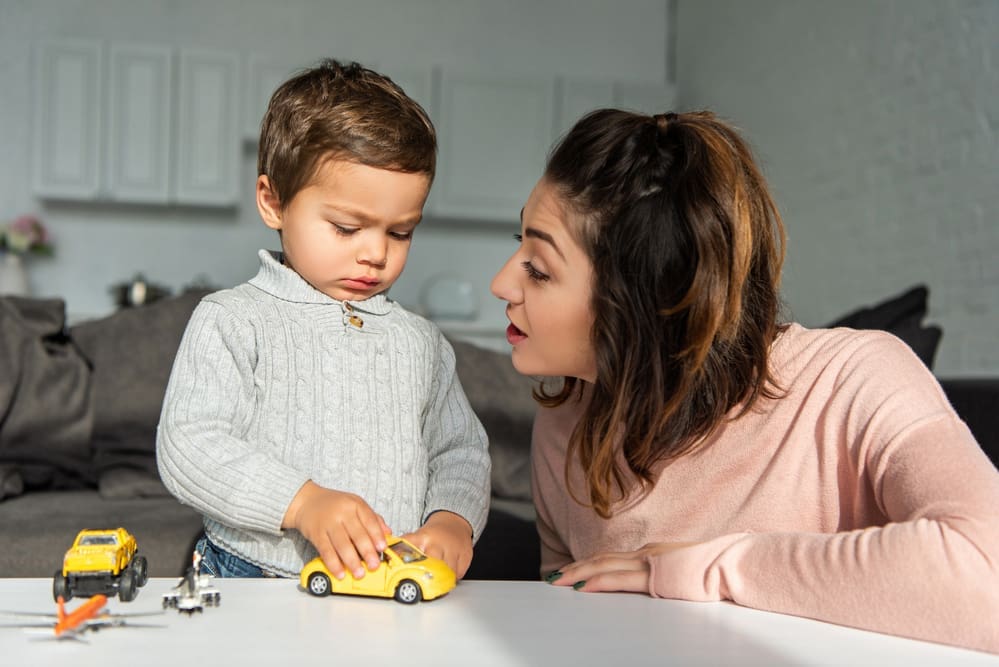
<box><xmin>490</xmin><ymin>178</ymin><xmax>597</xmax><ymax>382</ymax></box>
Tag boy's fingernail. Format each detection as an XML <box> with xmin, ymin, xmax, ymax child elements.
<box><xmin>544</xmin><ymin>570</ymin><xmax>563</xmax><ymax>583</ymax></box>
<box><xmin>572</xmin><ymin>580</ymin><xmax>586</xmax><ymax>590</ymax></box>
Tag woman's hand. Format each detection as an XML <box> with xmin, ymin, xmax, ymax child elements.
<box><xmin>401</xmin><ymin>511</ymin><xmax>474</xmax><ymax>579</ymax></box>
<box><xmin>547</xmin><ymin>542</ymin><xmax>699</xmax><ymax>593</ymax></box>
<box><xmin>283</xmin><ymin>481</ymin><xmax>391</xmax><ymax>581</ymax></box>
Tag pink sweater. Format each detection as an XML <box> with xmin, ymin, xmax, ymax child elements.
<box><xmin>532</xmin><ymin>324</ymin><xmax>999</xmax><ymax>653</ymax></box>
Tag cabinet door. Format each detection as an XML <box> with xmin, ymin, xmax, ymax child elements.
<box><xmin>615</xmin><ymin>82</ymin><xmax>677</xmax><ymax>116</ymax></box>
<box><xmin>32</xmin><ymin>41</ymin><xmax>103</xmax><ymax>200</ymax></box>
<box><xmin>175</xmin><ymin>49</ymin><xmax>240</xmax><ymax>206</ymax></box>
<box><xmin>377</xmin><ymin>65</ymin><xmax>438</xmax><ymax>213</ymax></box>
<box><xmin>435</xmin><ymin>73</ymin><xmax>554</xmax><ymax>222</ymax></box>
<box><xmin>107</xmin><ymin>44</ymin><xmax>173</xmax><ymax>203</ymax></box>
<box><xmin>557</xmin><ymin>79</ymin><xmax>616</xmax><ymax>138</ymax></box>
<box><xmin>244</xmin><ymin>56</ymin><xmax>303</xmax><ymax>141</ymax></box>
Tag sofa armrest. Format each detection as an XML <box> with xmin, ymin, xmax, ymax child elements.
<box><xmin>939</xmin><ymin>378</ymin><xmax>999</xmax><ymax>468</ymax></box>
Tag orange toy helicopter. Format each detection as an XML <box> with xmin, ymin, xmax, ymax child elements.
<box><xmin>0</xmin><ymin>593</ymin><xmax>164</xmax><ymax>640</ymax></box>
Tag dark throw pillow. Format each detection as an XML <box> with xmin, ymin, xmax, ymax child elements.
<box><xmin>0</xmin><ymin>296</ymin><xmax>94</xmax><ymax>493</ymax></box>
<box><xmin>826</xmin><ymin>284</ymin><xmax>943</xmax><ymax>370</ymax></box>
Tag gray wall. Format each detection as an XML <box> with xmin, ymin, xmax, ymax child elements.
<box><xmin>676</xmin><ymin>0</ymin><xmax>998</xmax><ymax>376</ymax></box>
<box><xmin>0</xmin><ymin>0</ymin><xmax>668</xmax><ymax>336</ymax></box>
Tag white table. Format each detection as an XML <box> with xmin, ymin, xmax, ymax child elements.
<box><xmin>1</xmin><ymin>578</ymin><xmax>996</xmax><ymax>666</ymax></box>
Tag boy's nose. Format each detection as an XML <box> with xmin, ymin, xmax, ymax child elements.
<box><xmin>358</xmin><ymin>236</ymin><xmax>388</xmax><ymax>267</ymax></box>
<box><xmin>490</xmin><ymin>254</ymin><xmax>522</xmax><ymax>303</ymax></box>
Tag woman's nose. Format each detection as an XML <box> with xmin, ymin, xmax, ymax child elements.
<box><xmin>490</xmin><ymin>253</ymin><xmax>522</xmax><ymax>303</ymax></box>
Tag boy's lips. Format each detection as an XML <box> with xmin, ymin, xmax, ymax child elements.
<box><xmin>343</xmin><ymin>277</ymin><xmax>381</xmax><ymax>290</ymax></box>
<box><xmin>506</xmin><ymin>322</ymin><xmax>527</xmax><ymax>345</ymax></box>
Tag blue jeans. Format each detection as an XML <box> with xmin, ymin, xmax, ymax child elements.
<box><xmin>194</xmin><ymin>535</ymin><xmax>276</xmax><ymax>578</ymax></box>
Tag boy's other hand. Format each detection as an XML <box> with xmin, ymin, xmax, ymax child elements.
<box><xmin>401</xmin><ymin>510</ymin><xmax>473</xmax><ymax>579</ymax></box>
<box><xmin>283</xmin><ymin>480</ymin><xmax>391</xmax><ymax>580</ymax></box>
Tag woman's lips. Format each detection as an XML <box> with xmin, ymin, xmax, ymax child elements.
<box><xmin>506</xmin><ymin>323</ymin><xmax>527</xmax><ymax>345</ymax></box>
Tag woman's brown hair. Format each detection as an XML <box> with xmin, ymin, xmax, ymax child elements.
<box><xmin>257</xmin><ymin>59</ymin><xmax>437</xmax><ymax>207</ymax></box>
<box><xmin>540</xmin><ymin>109</ymin><xmax>786</xmax><ymax>517</ymax></box>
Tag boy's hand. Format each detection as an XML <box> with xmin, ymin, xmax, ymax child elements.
<box><xmin>401</xmin><ymin>511</ymin><xmax>473</xmax><ymax>579</ymax></box>
<box><xmin>283</xmin><ymin>481</ymin><xmax>391</xmax><ymax>580</ymax></box>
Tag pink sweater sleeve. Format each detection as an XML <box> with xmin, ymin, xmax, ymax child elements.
<box><xmin>647</xmin><ymin>336</ymin><xmax>999</xmax><ymax>653</ymax></box>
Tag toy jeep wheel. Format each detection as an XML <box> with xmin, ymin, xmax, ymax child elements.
<box><xmin>133</xmin><ymin>555</ymin><xmax>149</xmax><ymax>587</ymax></box>
<box><xmin>118</xmin><ymin>567</ymin><xmax>138</xmax><ymax>602</ymax></box>
<box><xmin>394</xmin><ymin>579</ymin><xmax>422</xmax><ymax>604</ymax></box>
<box><xmin>307</xmin><ymin>572</ymin><xmax>331</xmax><ymax>597</ymax></box>
<box><xmin>52</xmin><ymin>571</ymin><xmax>71</xmax><ymax>602</ymax></box>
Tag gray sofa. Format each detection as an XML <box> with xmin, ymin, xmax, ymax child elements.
<box><xmin>1</xmin><ymin>286</ymin><xmax>996</xmax><ymax>581</ymax></box>
<box><xmin>0</xmin><ymin>292</ymin><xmax>540</xmax><ymax>579</ymax></box>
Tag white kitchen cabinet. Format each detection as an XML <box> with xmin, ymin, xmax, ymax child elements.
<box><xmin>557</xmin><ymin>78</ymin><xmax>677</xmax><ymax>137</ymax></box>
<box><xmin>434</xmin><ymin>73</ymin><xmax>554</xmax><ymax>223</ymax></box>
<box><xmin>32</xmin><ymin>41</ymin><xmax>103</xmax><ymax>200</ymax></box>
<box><xmin>243</xmin><ymin>56</ymin><xmax>304</xmax><ymax>140</ymax></box>
<box><xmin>32</xmin><ymin>41</ymin><xmax>239</xmax><ymax>207</ymax></box>
<box><xmin>174</xmin><ymin>49</ymin><xmax>240</xmax><ymax>206</ymax></box>
<box><xmin>106</xmin><ymin>44</ymin><xmax>173</xmax><ymax>204</ymax></box>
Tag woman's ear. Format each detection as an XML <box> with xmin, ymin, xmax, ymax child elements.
<box><xmin>257</xmin><ymin>175</ymin><xmax>283</xmax><ymax>230</ymax></box>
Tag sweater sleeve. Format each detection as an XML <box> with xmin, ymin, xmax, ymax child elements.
<box><xmin>420</xmin><ymin>330</ymin><xmax>492</xmax><ymax>542</ymax></box>
<box><xmin>646</xmin><ymin>334</ymin><xmax>999</xmax><ymax>654</ymax></box>
<box><xmin>156</xmin><ymin>300</ymin><xmax>309</xmax><ymax>535</ymax></box>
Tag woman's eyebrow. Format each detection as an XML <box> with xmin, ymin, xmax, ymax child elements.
<box><xmin>524</xmin><ymin>227</ymin><xmax>565</xmax><ymax>260</ymax></box>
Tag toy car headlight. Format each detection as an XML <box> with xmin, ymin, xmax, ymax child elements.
<box><xmin>423</xmin><ymin>572</ymin><xmax>434</xmax><ymax>580</ymax></box>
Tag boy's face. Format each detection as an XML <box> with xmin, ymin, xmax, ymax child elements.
<box><xmin>258</xmin><ymin>159</ymin><xmax>430</xmax><ymax>302</ymax></box>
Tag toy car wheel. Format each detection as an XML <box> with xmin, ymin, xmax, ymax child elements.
<box><xmin>133</xmin><ymin>555</ymin><xmax>149</xmax><ymax>587</ymax></box>
<box><xmin>394</xmin><ymin>579</ymin><xmax>422</xmax><ymax>604</ymax></box>
<box><xmin>52</xmin><ymin>571</ymin><xmax>71</xmax><ymax>603</ymax></box>
<box><xmin>118</xmin><ymin>567</ymin><xmax>138</xmax><ymax>602</ymax></box>
<box><xmin>307</xmin><ymin>572</ymin><xmax>332</xmax><ymax>597</ymax></box>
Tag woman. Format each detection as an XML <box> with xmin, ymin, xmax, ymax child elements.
<box><xmin>490</xmin><ymin>109</ymin><xmax>999</xmax><ymax>653</ymax></box>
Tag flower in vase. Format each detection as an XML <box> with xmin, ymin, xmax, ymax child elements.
<box><xmin>0</xmin><ymin>215</ymin><xmax>54</xmax><ymax>256</ymax></box>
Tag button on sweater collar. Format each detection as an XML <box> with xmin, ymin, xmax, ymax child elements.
<box><xmin>248</xmin><ymin>249</ymin><xmax>393</xmax><ymax>316</ymax></box>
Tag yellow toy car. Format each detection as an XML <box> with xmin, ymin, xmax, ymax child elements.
<box><xmin>53</xmin><ymin>528</ymin><xmax>148</xmax><ymax>602</ymax></box>
<box><xmin>300</xmin><ymin>537</ymin><xmax>456</xmax><ymax>604</ymax></box>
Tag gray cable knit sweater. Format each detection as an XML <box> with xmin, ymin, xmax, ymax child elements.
<box><xmin>156</xmin><ymin>250</ymin><xmax>491</xmax><ymax>576</ymax></box>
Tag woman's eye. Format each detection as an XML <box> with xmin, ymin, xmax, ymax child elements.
<box><xmin>513</xmin><ymin>233</ymin><xmax>523</xmax><ymax>243</ymax></box>
<box><xmin>521</xmin><ymin>261</ymin><xmax>549</xmax><ymax>283</ymax></box>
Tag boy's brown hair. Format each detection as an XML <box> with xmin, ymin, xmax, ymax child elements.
<box><xmin>257</xmin><ymin>59</ymin><xmax>437</xmax><ymax>207</ymax></box>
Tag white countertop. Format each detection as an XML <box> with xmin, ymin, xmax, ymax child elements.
<box><xmin>0</xmin><ymin>578</ymin><xmax>995</xmax><ymax>666</ymax></box>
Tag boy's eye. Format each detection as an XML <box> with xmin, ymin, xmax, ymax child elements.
<box><xmin>390</xmin><ymin>230</ymin><xmax>414</xmax><ymax>241</ymax></box>
<box><xmin>331</xmin><ymin>222</ymin><xmax>358</xmax><ymax>235</ymax></box>
<box><xmin>521</xmin><ymin>261</ymin><xmax>549</xmax><ymax>283</ymax></box>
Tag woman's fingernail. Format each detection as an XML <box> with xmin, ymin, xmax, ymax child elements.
<box><xmin>572</xmin><ymin>580</ymin><xmax>586</xmax><ymax>590</ymax></box>
<box><xmin>544</xmin><ymin>570</ymin><xmax>563</xmax><ymax>583</ymax></box>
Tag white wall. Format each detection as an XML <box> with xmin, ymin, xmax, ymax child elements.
<box><xmin>0</xmin><ymin>0</ymin><xmax>669</xmax><ymax>337</ymax></box>
<box><xmin>675</xmin><ymin>0</ymin><xmax>998</xmax><ymax>376</ymax></box>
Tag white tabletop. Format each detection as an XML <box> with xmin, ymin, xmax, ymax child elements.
<box><xmin>0</xmin><ymin>578</ymin><xmax>995</xmax><ymax>666</ymax></box>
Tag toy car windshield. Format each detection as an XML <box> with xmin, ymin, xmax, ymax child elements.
<box><xmin>79</xmin><ymin>535</ymin><xmax>118</xmax><ymax>546</ymax></box>
<box><xmin>387</xmin><ymin>541</ymin><xmax>426</xmax><ymax>564</ymax></box>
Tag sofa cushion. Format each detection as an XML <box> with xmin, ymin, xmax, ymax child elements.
<box><xmin>449</xmin><ymin>338</ymin><xmax>537</xmax><ymax>502</ymax></box>
<box><xmin>69</xmin><ymin>290</ymin><xmax>211</xmax><ymax>484</ymax></box>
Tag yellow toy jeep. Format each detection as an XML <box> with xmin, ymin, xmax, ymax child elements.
<box><xmin>53</xmin><ymin>528</ymin><xmax>149</xmax><ymax>602</ymax></box>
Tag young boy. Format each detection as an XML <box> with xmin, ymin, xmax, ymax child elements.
<box><xmin>156</xmin><ymin>60</ymin><xmax>490</xmax><ymax>581</ymax></box>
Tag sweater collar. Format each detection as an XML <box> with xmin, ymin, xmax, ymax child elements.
<box><xmin>248</xmin><ymin>249</ymin><xmax>393</xmax><ymax>315</ymax></box>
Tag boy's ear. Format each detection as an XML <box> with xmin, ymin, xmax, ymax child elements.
<box><xmin>257</xmin><ymin>175</ymin><xmax>283</xmax><ymax>230</ymax></box>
